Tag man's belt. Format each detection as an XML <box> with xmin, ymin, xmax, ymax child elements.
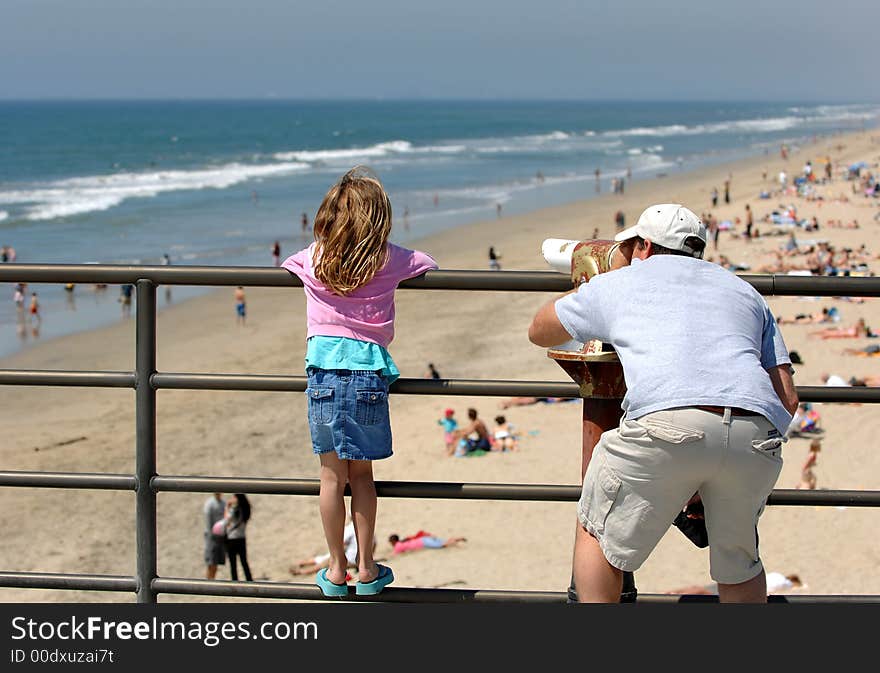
<box><xmin>694</xmin><ymin>405</ymin><xmax>762</xmax><ymax>417</ymax></box>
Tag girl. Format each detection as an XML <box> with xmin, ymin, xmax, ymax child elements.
<box><xmin>283</xmin><ymin>166</ymin><xmax>438</xmax><ymax>596</ymax></box>
<box><xmin>224</xmin><ymin>493</ymin><xmax>253</xmax><ymax>581</ymax></box>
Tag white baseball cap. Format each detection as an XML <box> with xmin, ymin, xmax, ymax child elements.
<box><xmin>614</xmin><ymin>204</ymin><xmax>706</xmax><ymax>258</ymax></box>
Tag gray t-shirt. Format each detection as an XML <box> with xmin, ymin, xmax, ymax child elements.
<box><xmin>204</xmin><ymin>496</ymin><xmax>225</xmax><ymax>534</ymax></box>
<box><xmin>555</xmin><ymin>255</ymin><xmax>793</xmax><ymax>434</ymax></box>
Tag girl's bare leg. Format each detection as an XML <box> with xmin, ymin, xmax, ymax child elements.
<box><xmin>318</xmin><ymin>453</ymin><xmax>350</xmax><ymax>584</ymax></box>
<box><xmin>348</xmin><ymin>459</ymin><xmax>379</xmax><ymax>582</ymax></box>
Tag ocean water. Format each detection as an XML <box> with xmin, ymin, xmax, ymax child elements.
<box><xmin>0</xmin><ymin>100</ymin><xmax>878</xmax><ymax>358</ymax></box>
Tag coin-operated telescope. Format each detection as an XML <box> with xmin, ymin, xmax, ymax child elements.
<box><xmin>541</xmin><ymin>236</ymin><xmax>636</xmax><ymax>603</ymax></box>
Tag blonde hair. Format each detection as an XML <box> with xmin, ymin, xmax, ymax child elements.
<box><xmin>312</xmin><ymin>166</ymin><xmax>392</xmax><ymax>295</ymax></box>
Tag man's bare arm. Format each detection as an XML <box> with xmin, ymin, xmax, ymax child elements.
<box><xmin>528</xmin><ymin>290</ymin><xmax>576</xmax><ymax>347</ymax></box>
<box><xmin>768</xmin><ymin>364</ymin><xmax>799</xmax><ymax>415</ymax></box>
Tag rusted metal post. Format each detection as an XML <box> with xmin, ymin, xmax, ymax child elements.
<box><xmin>545</xmin><ymin>239</ymin><xmax>637</xmax><ymax>602</ymax></box>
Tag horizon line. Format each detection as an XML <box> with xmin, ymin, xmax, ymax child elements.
<box><xmin>0</xmin><ymin>96</ymin><xmax>877</xmax><ymax>105</ymax></box>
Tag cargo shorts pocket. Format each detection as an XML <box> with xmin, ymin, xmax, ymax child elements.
<box><xmin>751</xmin><ymin>436</ymin><xmax>784</xmax><ymax>463</ymax></box>
<box><xmin>581</xmin><ymin>460</ymin><xmax>622</xmax><ymax>536</ymax></box>
<box><xmin>306</xmin><ymin>387</ymin><xmax>334</xmax><ymax>424</ymax></box>
<box><xmin>354</xmin><ymin>389</ymin><xmax>388</xmax><ymax>426</ymax></box>
<box><xmin>639</xmin><ymin>417</ymin><xmax>705</xmax><ymax>444</ymax></box>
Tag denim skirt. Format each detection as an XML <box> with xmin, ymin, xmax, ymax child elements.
<box><xmin>306</xmin><ymin>367</ymin><xmax>392</xmax><ymax>460</ymax></box>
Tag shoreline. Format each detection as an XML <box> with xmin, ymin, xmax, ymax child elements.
<box><xmin>0</xmin><ymin>126</ymin><xmax>860</xmax><ymax>368</ymax></box>
<box><xmin>2</xmin><ymin>127</ymin><xmax>880</xmax><ymax>602</ymax></box>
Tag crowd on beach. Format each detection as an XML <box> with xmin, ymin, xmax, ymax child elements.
<box><xmin>6</xmin><ymin>133</ymin><xmax>880</xmax><ymax>602</ymax></box>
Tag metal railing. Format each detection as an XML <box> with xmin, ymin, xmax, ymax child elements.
<box><xmin>2</xmin><ymin>264</ymin><xmax>880</xmax><ymax>604</ymax></box>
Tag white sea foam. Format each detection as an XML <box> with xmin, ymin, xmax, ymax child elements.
<box><xmin>0</xmin><ymin>211</ymin><xmax>8</xmax><ymax>222</ymax></box>
<box><xmin>604</xmin><ymin>107</ymin><xmax>880</xmax><ymax>139</ymax></box>
<box><xmin>0</xmin><ymin>161</ymin><xmax>309</xmax><ymax>221</ymax></box>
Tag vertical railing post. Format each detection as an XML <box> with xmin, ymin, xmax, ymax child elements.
<box><xmin>135</xmin><ymin>279</ymin><xmax>158</xmax><ymax>603</ymax></box>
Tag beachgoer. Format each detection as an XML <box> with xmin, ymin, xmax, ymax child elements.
<box><xmin>614</xmin><ymin>210</ymin><xmax>625</xmax><ymax>232</ymax></box>
<box><xmin>453</xmin><ymin>408</ymin><xmax>491</xmax><ymax>455</ymax></box>
<box><xmin>223</xmin><ymin>494</ymin><xmax>253</xmax><ymax>581</ymax></box>
<box><xmin>271</xmin><ymin>240</ymin><xmax>281</xmax><ymax>267</ymax></box>
<box><xmin>666</xmin><ymin>572</ymin><xmax>803</xmax><ymax>596</ymax></box>
<box><xmin>426</xmin><ymin>363</ymin><xmax>441</xmax><ymax>379</ymax></box>
<box><xmin>1</xmin><ymin>245</ymin><xmax>8</xmax><ymax>262</ymax></box>
<box><xmin>28</xmin><ymin>292</ymin><xmax>40</xmax><ymax>323</ymax></box>
<box><xmin>234</xmin><ymin>286</ymin><xmax>246</xmax><ymax>325</ymax></box>
<box><xmin>724</xmin><ymin>179</ymin><xmax>731</xmax><ymax>204</ymax></box>
<box><xmin>13</xmin><ymin>283</ymin><xmax>25</xmax><ymax>312</ymax></box>
<box><xmin>796</xmin><ymin>440</ymin><xmax>821</xmax><ymax>490</ymax></box>
<box><xmin>281</xmin><ymin>165</ymin><xmax>438</xmax><ymax>596</ymax></box>
<box><xmin>162</xmin><ymin>253</ymin><xmax>172</xmax><ymax>303</ymax></box>
<box><xmin>496</xmin><ymin>203</ymin><xmax>502</xmax><ymax>218</ymax></box>
<box><xmin>289</xmin><ymin>518</ymin><xmax>361</xmax><ymax>576</ymax></box>
<box><xmin>203</xmin><ymin>492</ymin><xmax>226</xmax><ymax>579</ymax></box>
<box><xmin>438</xmin><ymin>408</ymin><xmax>459</xmax><ymax>456</ymax></box>
<box><xmin>711</xmin><ymin>187</ymin><xmax>719</xmax><ymax>208</ymax></box>
<box><xmin>820</xmin><ymin>373</ymin><xmax>849</xmax><ymax>387</ymax></box>
<box><xmin>301</xmin><ymin>212</ymin><xmax>309</xmax><ymax>233</ymax></box>
<box><xmin>488</xmin><ymin>246</ymin><xmax>501</xmax><ymax>271</ymax></box>
<box><xmin>744</xmin><ymin>204</ymin><xmax>753</xmax><ymax>241</ymax></box>
<box><xmin>388</xmin><ymin>532</ymin><xmax>466</xmax><ymax>554</ymax></box>
<box><xmin>499</xmin><ymin>396</ymin><xmax>575</xmax><ymax>409</ymax></box>
<box><xmin>119</xmin><ymin>284</ymin><xmax>133</xmax><ymax>318</ymax></box>
<box><xmin>528</xmin><ymin>203</ymin><xmax>798</xmax><ymax>603</ymax></box>
<box><xmin>492</xmin><ymin>415</ymin><xmax>518</xmax><ymax>451</ymax></box>
<box><xmin>810</xmin><ymin>318</ymin><xmax>874</xmax><ymax>339</ymax></box>
<box><xmin>403</xmin><ymin>206</ymin><xmax>410</xmax><ymax>231</ymax></box>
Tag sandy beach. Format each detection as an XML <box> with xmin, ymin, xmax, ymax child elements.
<box><xmin>3</xmin><ymin>129</ymin><xmax>880</xmax><ymax>602</ymax></box>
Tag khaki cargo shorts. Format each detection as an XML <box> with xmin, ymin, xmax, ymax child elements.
<box><xmin>578</xmin><ymin>407</ymin><xmax>783</xmax><ymax>584</ymax></box>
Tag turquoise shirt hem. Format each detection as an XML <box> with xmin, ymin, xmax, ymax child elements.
<box><xmin>305</xmin><ymin>336</ymin><xmax>400</xmax><ymax>383</ymax></box>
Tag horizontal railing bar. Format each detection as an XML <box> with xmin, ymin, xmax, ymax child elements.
<box><xmin>152</xmin><ymin>373</ymin><xmax>582</xmax><ymax>397</ymax></box>
<box><xmin>2</xmin><ymin>264</ymin><xmax>880</xmax><ymax>296</ymax></box>
<box><xmin>0</xmin><ymin>370</ymin><xmax>134</xmax><ymax>387</ymax></box>
<box><xmin>150</xmin><ymin>476</ymin><xmax>880</xmax><ymax>506</ymax></box>
<box><xmin>1</xmin><ymin>572</ymin><xmax>874</xmax><ymax>603</ymax></box>
<box><xmin>0</xmin><ymin>571</ymin><xmax>137</xmax><ymax>593</ymax></box>
<box><xmin>4</xmin><ymin>370</ymin><xmax>880</xmax><ymax>404</ymax></box>
<box><xmin>0</xmin><ymin>472</ymin><xmax>136</xmax><ymax>490</ymax></box>
<box><xmin>151</xmin><ymin>578</ymin><xmax>880</xmax><ymax>604</ymax></box>
<box><xmin>6</xmin><ymin>471</ymin><xmax>876</xmax><ymax>507</ymax></box>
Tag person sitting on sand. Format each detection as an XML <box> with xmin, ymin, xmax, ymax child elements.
<box><xmin>388</xmin><ymin>531</ymin><xmax>467</xmax><ymax>554</ymax></box>
<box><xmin>288</xmin><ymin>518</ymin><xmax>376</xmax><ymax>576</ymax></box>
<box><xmin>452</xmin><ymin>408</ymin><xmax>491</xmax><ymax>455</ymax></box>
<box><xmin>492</xmin><ymin>415</ymin><xmax>518</xmax><ymax>451</ymax></box>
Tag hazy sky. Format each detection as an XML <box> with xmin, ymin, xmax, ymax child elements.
<box><xmin>1</xmin><ymin>0</ymin><xmax>875</xmax><ymax>101</ymax></box>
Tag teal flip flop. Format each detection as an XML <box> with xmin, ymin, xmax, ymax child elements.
<box><xmin>316</xmin><ymin>568</ymin><xmax>349</xmax><ymax>597</ymax></box>
<box><xmin>355</xmin><ymin>564</ymin><xmax>394</xmax><ymax>596</ymax></box>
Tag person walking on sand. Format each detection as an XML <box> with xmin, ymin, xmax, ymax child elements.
<box><xmin>271</xmin><ymin>240</ymin><xmax>281</xmax><ymax>267</ymax></box>
<box><xmin>488</xmin><ymin>246</ymin><xmax>501</xmax><ymax>270</ymax></box>
<box><xmin>724</xmin><ymin>178</ymin><xmax>731</xmax><ymax>204</ymax></box>
<box><xmin>711</xmin><ymin>187</ymin><xmax>719</xmax><ymax>208</ymax></box>
<box><xmin>234</xmin><ymin>286</ymin><xmax>246</xmax><ymax>325</ymax></box>
<box><xmin>745</xmin><ymin>204</ymin><xmax>754</xmax><ymax>241</ymax></box>
<box><xmin>615</xmin><ymin>210</ymin><xmax>625</xmax><ymax>233</ymax></box>
<box><xmin>529</xmin><ymin>203</ymin><xmax>797</xmax><ymax>603</ymax></box>
<box><xmin>301</xmin><ymin>212</ymin><xmax>309</xmax><ymax>234</ymax></box>
<box><xmin>282</xmin><ymin>165</ymin><xmax>438</xmax><ymax>596</ymax></box>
